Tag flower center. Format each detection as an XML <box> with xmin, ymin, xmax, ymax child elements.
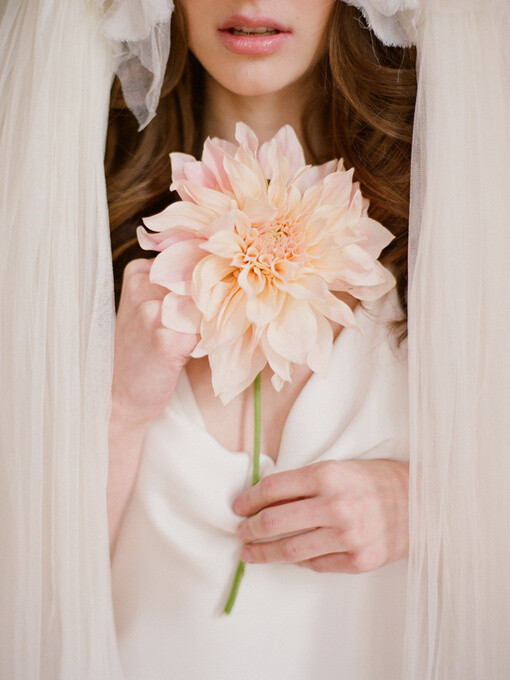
<box><xmin>245</xmin><ymin>217</ymin><xmax>303</xmax><ymax>264</ymax></box>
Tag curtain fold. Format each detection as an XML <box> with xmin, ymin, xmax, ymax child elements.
<box><xmin>0</xmin><ymin>1</ymin><xmax>124</xmax><ymax>677</ymax></box>
<box><xmin>405</xmin><ymin>1</ymin><xmax>510</xmax><ymax>677</ymax></box>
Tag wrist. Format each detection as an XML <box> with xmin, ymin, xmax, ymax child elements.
<box><xmin>109</xmin><ymin>399</ymin><xmax>154</xmax><ymax>431</ymax></box>
<box><xmin>108</xmin><ymin>406</ymin><xmax>149</xmax><ymax>470</ymax></box>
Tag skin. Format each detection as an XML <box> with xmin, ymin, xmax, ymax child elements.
<box><xmin>233</xmin><ymin>459</ymin><xmax>409</xmax><ymax>572</ymax></box>
<box><xmin>183</xmin><ymin>0</ymin><xmax>335</xmax><ymax>158</ymax></box>
<box><xmin>108</xmin><ymin>0</ymin><xmax>410</xmax><ymax>572</ymax></box>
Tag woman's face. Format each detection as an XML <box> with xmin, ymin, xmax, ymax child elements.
<box><xmin>180</xmin><ymin>0</ymin><xmax>334</xmax><ymax>97</ymax></box>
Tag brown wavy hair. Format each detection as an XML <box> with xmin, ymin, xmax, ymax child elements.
<box><xmin>105</xmin><ymin>2</ymin><xmax>417</xmax><ymax>346</ymax></box>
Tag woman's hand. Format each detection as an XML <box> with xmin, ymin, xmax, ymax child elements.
<box><xmin>109</xmin><ymin>257</ymin><xmax>199</xmax><ymax>556</ymax></box>
<box><xmin>232</xmin><ymin>459</ymin><xmax>409</xmax><ymax>573</ymax></box>
<box><xmin>111</xmin><ymin>257</ymin><xmax>200</xmax><ymax>426</ymax></box>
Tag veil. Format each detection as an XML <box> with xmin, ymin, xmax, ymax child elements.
<box><xmin>1</xmin><ymin>0</ymin><xmax>509</xmax><ymax>678</ymax></box>
<box><xmin>0</xmin><ymin>1</ymin><xmax>122</xmax><ymax>676</ymax></box>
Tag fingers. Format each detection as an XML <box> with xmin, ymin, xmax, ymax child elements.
<box><xmin>240</xmin><ymin>528</ymin><xmax>348</xmax><ymax>564</ymax></box>
<box><xmin>232</xmin><ymin>459</ymin><xmax>410</xmax><ymax>573</ymax></box>
<box><xmin>233</xmin><ymin>465</ymin><xmax>327</xmax><ymax>517</ymax></box>
<box><xmin>296</xmin><ymin>553</ymin><xmax>356</xmax><ymax>573</ymax></box>
<box><xmin>120</xmin><ymin>258</ymin><xmax>169</xmax><ymax>309</ymax></box>
<box><xmin>236</xmin><ymin>497</ymin><xmax>327</xmax><ymax>543</ymax></box>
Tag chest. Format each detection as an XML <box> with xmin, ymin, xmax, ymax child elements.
<box><xmin>185</xmin><ymin>358</ymin><xmax>315</xmax><ymax>463</ymax></box>
<box><xmin>184</xmin><ymin>293</ymin><xmax>359</xmax><ymax>463</ymax></box>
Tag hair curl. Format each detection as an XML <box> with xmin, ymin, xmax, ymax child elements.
<box><xmin>105</xmin><ymin>2</ymin><xmax>417</xmax><ymax>346</ymax></box>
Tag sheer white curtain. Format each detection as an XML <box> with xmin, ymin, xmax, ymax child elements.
<box><xmin>405</xmin><ymin>1</ymin><xmax>510</xmax><ymax>677</ymax></box>
<box><xmin>349</xmin><ymin>2</ymin><xmax>510</xmax><ymax>675</ymax></box>
<box><xmin>0</xmin><ymin>1</ymin><xmax>122</xmax><ymax>678</ymax></box>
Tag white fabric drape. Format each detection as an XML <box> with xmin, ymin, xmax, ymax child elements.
<box><xmin>405</xmin><ymin>1</ymin><xmax>510</xmax><ymax>677</ymax></box>
<box><xmin>348</xmin><ymin>1</ymin><xmax>510</xmax><ymax>674</ymax></box>
<box><xmin>1</xmin><ymin>0</ymin><xmax>510</xmax><ymax>678</ymax></box>
<box><xmin>96</xmin><ymin>0</ymin><xmax>174</xmax><ymax>130</ymax></box>
<box><xmin>344</xmin><ymin>0</ymin><xmax>418</xmax><ymax>46</ymax></box>
<box><xmin>0</xmin><ymin>1</ymin><xmax>123</xmax><ymax>678</ymax></box>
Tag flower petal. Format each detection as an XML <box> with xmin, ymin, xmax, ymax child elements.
<box><xmin>167</xmin><ymin>280</ymin><xmax>192</xmax><ymax>297</ymax></box>
<box><xmin>141</xmin><ymin>201</ymin><xmax>215</xmax><ymax>233</ymax></box>
<box><xmin>199</xmin><ymin>229</ymin><xmax>244</xmax><ymax>259</ymax></box>
<box><xmin>200</xmin><ymin>287</ymin><xmax>250</xmax><ymax>350</ymax></box>
<box><xmin>170</xmin><ymin>152</ymin><xmax>196</xmax><ymax>183</ymax></box>
<box><xmin>260</xmin><ymin>330</ymin><xmax>292</xmax><ymax>384</ymax></box>
<box><xmin>137</xmin><ymin>225</ymin><xmax>198</xmax><ymax>252</ymax></box>
<box><xmin>330</xmin><ymin>186</ymin><xmax>364</xmax><ymax>229</ymax></box>
<box><xmin>283</xmin><ymin>183</ymin><xmax>302</xmax><ymax>217</ymax></box>
<box><xmin>197</xmin><ymin>210</ymin><xmax>235</xmax><ymax>239</ymax></box>
<box><xmin>268</xmin><ymin>176</ymin><xmax>288</xmax><ymax>207</ymax></box>
<box><xmin>235</xmin><ymin>122</ymin><xmax>259</xmax><ymax>154</ymax></box>
<box><xmin>223</xmin><ymin>154</ymin><xmax>266</xmax><ymax>204</ymax></box>
<box><xmin>291</xmin><ymin>159</ymin><xmax>339</xmax><ymax>194</ymax></box>
<box><xmin>171</xmin><ymin>180</ymin><xmax>235</xmax><ymax>215</ymax></box>
<box><xmin>197</xmin><ymin>280</ymin><xmax>235</xmax><ymax>322</ymax></box>
<box><xmin>150</xmin><ymin>238</ymin><xmax>206</xmax><ymax>289</ymax></box>
<box><xmin>208</xmin><ymin>136</ymin><xmax>237</xmax><ymax>157</ymax></box>
<box><xmin>190</xmin><ymin>338</ymin><xmax>208</xmax><ymax>358</ymax></box>
<box><xmin>246</xmin><ymin>282</ymin><xmax>285</xmax><ymax>326</ymax></box>
<box><xmin>304</xmin><ymin>211</ymin><xmax>329</xmax><ymax>246</ymax></box>
<box><xmin>272</xmin><ymin>258</ymin><xmax>300</xmax><ymax>281</ymax></box>
<box><xmin>238</xmin><ymin>267</ymin><xmax>266</xmax><ymax>298</ymax></box>
<box><xmin>266</xmin><ymin>138</ymin><xmax>290</xmax><ymax>184</ymax></box>
<box><xmin>308</xmin><ymin>239</ymin><xmax>347</xmax><ymax>281</ymax></box>
<box><xmin>242</xmin><ymin>197</ymin><xmax>277</xmax><ymax>226</ymax></box>
<box><xmin>215</xmin><ymin>287</ymin><xmax>250</xmax><ymax>345</ymax></box>
<box><xmin>353</xmin><ymin>218</ymin><xmax>395</xmax><ymax>259</ymax></box>
<box><xmin>201</xmin><ymin>138</ymin><xmax>234</xmax><ymax>192</ymax></box>
<box><xmin>341</xmin><ymin>263</ymin><xmax>397</xmax><ymax>301</ymax></box>
<box><xmin>274</xmin><ymin>275</ymin><xmax>328</xmax><ymax>301</ymax></box>
<box><xmin>336</xmin><ymin>244</ymin><xmax>389</xmax><ymax>286</ymax></box>
<box><xmin>257</xmin><ymin>139</ymin><xmax>272</xmax><ymax>179</ymax></box>
<box><xmin>191</xmin><ymin>255</ymin><xmax>236</xmax><ymax>317</ymax></box>
<box><xmin>161</xmin><ymin>292</ymin><xmax>202</xmax><ymax>333</ymax></box>
<box><xmin>234</xmin><ymin>145</ymin><xmax>268</xmax><ymax>190</ymax></box>
<box><xmin>210</xmin><ymin>330</ymin><xmax>267</xmax><ymax>404</ymax></box>
<box><xmin>310</xmin><ymin>292</ymin><xmax>363</xmax><ymax>333</ymax></box>
<box><xmin>272</xmin><ymin>125</ymin><xmax>306</xmax><ymax>176</ymax></box>
<box><xmin>300</xmin><ymin>182</ymin><xmax>326</xmax><ymax>214</ymax></box>
<box><xmin>271</xmin><ymin>373</ymin><xmax>286</xmax><ymax>392</ymax></box>
<box><xmin>320</xmin><ymin>168</ymin><xmax>354</xmax><ymax>206</ymax></box>
<box><xmin>267</xmin><ymin>297</ymin><xmax>318</xmax><ymax>363</ymax></box>
<box><xmin>183</xmin><ymin>160</ymin><xmax>219</xmax><ymax>190</ymax></box>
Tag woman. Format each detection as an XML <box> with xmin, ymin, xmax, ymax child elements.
<box><xmin>106</xmin><ymin>2</ymin><xmax>415</xmax><ymax>678</ymax></box>
<box><xmin>2</xmin><ymin>1</ymin><xmax>510</xmax><ymax>679</ymax></box>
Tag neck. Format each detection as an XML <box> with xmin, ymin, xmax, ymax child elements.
<box><xmin>201</xmin><ymin>74</ymin><xmax>324</xmax><ymax>164</ymax></box>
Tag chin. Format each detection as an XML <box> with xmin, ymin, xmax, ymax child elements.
<box><xmin>217</xmin><ymin>75</ymin><xmax>290</xmax><ymax>97</ymax></box>
<box><xmin>210</xmin><ymin>60</ymin><xmax>304</xmax><ymax>98</ymax></box>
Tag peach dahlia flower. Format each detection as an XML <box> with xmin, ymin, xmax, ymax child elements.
<box><xmin>137</xmin><ymin>123</ymin><xmax>396</xmax><ymax>404</ymax></box>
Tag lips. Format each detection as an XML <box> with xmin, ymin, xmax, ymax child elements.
<box><xmin>227</xmin><ymin>27</ymin><xmax>280</xmax><ymax>35</ymax></box>
<box><xmin>218</xmin><ymin>14</ymin><xmax>291</xmax><ymax>34</ymax></box>
<box><xmin>217</xmin><ymin>14</ymin><xmax>292</xmax><ymax>55</ymax></box>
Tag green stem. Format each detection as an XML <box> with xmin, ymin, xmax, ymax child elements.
<box><xmin>222</xmin><ymin>372</ymin><xmax>262</xmax><ymax>615</ymax></box>
<box><xmin>222</xmin><ymin>561</ymin><xmax>245</xmax><ymax>615</ymax></box>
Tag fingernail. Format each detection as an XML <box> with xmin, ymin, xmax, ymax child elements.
<box><xmin>232</xmin><ymin>498</ymin><xmax>243</xmax><ymax>515</ymax></box>
<box><xmin>236</xmin><ymin>523</ymin><xmax>246</xmax><ymax>540</ymax></box>
<box><xmin>241</xmin><ymin>548</ymin><xmax>253</xmax><ymax>563</ymax></box>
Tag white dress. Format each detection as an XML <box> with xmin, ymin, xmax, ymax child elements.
<box><xmin>111</xmin><ymin>286</ymin><xmax>409</xmax><ymax>680</ymax></box>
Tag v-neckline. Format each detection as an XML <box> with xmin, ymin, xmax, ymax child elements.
<box><xmin>177</xmin><ymin>300</ymin><xmax>368</xmax><ymax>467</ymax></box>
